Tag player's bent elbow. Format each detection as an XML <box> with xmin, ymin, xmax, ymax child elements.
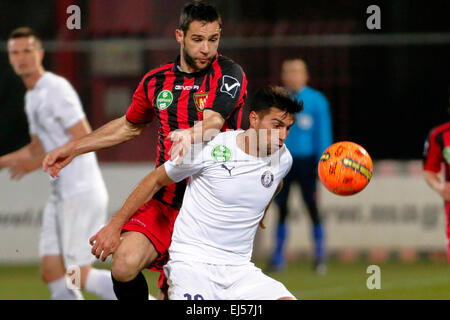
<box><xmin>130</xmin><ymin>124</ymin><xmax>147</xmax><ymax>138</ymax></box>
<box><xmin>203</xmin><ymin>110</ymin><xmax>225</xmax><ymax>130</ymax></box>
<box><xmin>121</xmin><ymin>116</ymin><xmax>147</xmax><ymax>140</ymax></box>
<box><xmin>210</xmin><ymin>113</ymin><xmax>225</xmax><ymax>130</ymax></box>
<box><xmin>155</xmin><ymin>169</ymin><xmax>174</xmax><ymax>190</ymax></box>
<box><xmin>144</xmin><ymin>166</ymin><xmax>174</xmax><ymax>196</ymax></box>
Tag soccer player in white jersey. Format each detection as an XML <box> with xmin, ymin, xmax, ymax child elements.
<box><xmin>0</xmin><ymin>27</ymin><xmax>116</xmax><ymax>300</ymax></box>
<box><xmin>90</xmin><ymin>85</ymin><xmax>303</xmax><ymax>299</ymax></box>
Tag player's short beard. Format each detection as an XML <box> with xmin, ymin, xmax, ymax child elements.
<box><xmin>183</xmin><ymin>47</ymin><xmax>198</xmax><ymax>71</ymax></box>
<box><xmin>182</xmin><ymin>43</ymin><xmax>210</xmax><ymax>72</ymax></box>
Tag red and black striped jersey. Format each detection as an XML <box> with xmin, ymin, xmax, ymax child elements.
<box><xmin>423</xmin><ymin>122</ymin><xmax>450</xmax><ymax>182</ymax></box>
<box><xmin>126</xmin><ymin>53</ymin><xmax>248</xmax><ymax>209</ymax></box>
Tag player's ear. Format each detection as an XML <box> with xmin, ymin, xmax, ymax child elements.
<box><xmin>249</xmin><ymin>111</ymin><xmax>259</xmax><ymax>128</ymax></box>
<box><xmin>175</xmin><ymin>29</ymin><xmax>184</xmax><ymax>45</ymax></box>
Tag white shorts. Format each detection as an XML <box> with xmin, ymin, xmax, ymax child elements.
<box><xmin>164</xmin><ymin>259</ymin><xmax>295</xmax><ymax>300</ymax></box>
<box><xmin>39</xmin><ymin>187</ymin><xmax>108</xmax><ymax>268</ymax></box>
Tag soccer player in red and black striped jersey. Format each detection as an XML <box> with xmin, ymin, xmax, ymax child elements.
<box><xmin>43</xmin><ymin>1</ymin><xmax>248</xmax><ymax>299</ymax></box>
<box><xmin>423</xmin><ymin>121</ymin><xmax>450</xmax><ymax>263</ymax></box>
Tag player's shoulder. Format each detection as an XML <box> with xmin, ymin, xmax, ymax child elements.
<box><xmin>183</xmin><ymin>131</ymin><xmax>240</xmax><ymax>166</ymax></box>
<box><xmin>35</xmin><ymin>72</ymin><xmax>78</xmax><ymax>101</ymax></box>
<box><xmin>280</xmin><ymin>145</ymin><xmax>293</xmax><ymax>165</ymax></box>
<box><xmin>430</xmin><ymin>122</ymin><xmax>450</xmax><ymax>135</ymax></box>
<box><xmin>278</xmin><ymin>146</ymin><xmax>293</xmax><ymax>175</ymax></box>
<box><xmin>207</xmin><ymin>129</ymin><xmax>241</xmax><ymax>146</ymax></box>
<box><xmin>216</xmin><ymin>54</ymin><xmax>239</xmax><ymax>66</ymax></box>
<box><xmin>203</xmin><ymin>130</ymin><xmax>241</xmax><ymax>158</ymax></box>
<box><xmin>427</xmin><ymin>121</ymin><xmax>450</xmax><ymax>144</ymax></box>
<box><xmin>141</xmin><ymin>61</ymin><xmax>175</xmax><ymax>81</ymax></box>
<box><xmin>215</xmin><ymin>54</ymin><xmax>244</xmax><ymax>73</ymax></box>
<box><xmin>266</xmin><ymin>145</ymin><xmax>293</xmax><ymax>177</ymax></box>
<box><xmin>40</xmin><ymin>72</ymin><xmax>72</xmax><ymax>90</ymax></box>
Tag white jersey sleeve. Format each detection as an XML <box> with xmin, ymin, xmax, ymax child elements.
<box><xmin>164</xmin><ymin>143</ymin><xmax>210</xmax><ymax>183</ymax></box>
<box><xmin>24</xmin><ymin>72</ymin><xmax>106</xmax><ymax>197</ymax></box>
<box><xmin>48</xmin><ymin>78</ymin><xmax>86</xmax><ymax>130</ymax></box>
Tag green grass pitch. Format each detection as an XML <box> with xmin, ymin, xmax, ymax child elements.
<box><xmin>0</xmin><ymin>259</ymin><xmax>448</xmax><ymax>300</ymax></box>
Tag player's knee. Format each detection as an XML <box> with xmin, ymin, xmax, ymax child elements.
<box><xmin>111</xmin><ymin>250</ymin><xmax>142</xmax><ymax>282</ymax></box>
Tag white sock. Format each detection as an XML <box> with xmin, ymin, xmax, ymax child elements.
<box><xmin>48</xmin><ymin>277</ymin><xmax>84</xmax><ymax>300</ymax></box>
<box><xmin>84</xmin><ymin>268</ymin><xmax>117</xmax><ymax>300</ymax></box>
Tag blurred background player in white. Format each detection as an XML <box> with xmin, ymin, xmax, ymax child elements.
<box><xmin>268</xmin><ymin>58</ymin><xmax>332</xmax><ymax>274</ymax></box>
<box><xmin>0</xmin><ymin>27</ymin><xmax>116</xmax><ymax>300</ymax></box>
<box><xmin>423</xmin><ymin>119</ymin><xmax>450</xmax><ymax>263</ymax></box>
<box><xmin>90</xmin><ymin>85</ymin><xmax>302</xmax><ymax>299</ymax></box>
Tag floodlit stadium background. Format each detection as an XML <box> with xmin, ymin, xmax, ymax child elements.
<box><xmin>0</xmin><ymin>0</ymin><xmax>449</xmax><ymax>299</ymax></box>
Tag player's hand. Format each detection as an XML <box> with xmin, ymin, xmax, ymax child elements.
<box><xmin>89</xmin><ymin>220</ymin><xmax>122</xmax><ymax>261</ymax></box>
<box><xmin>168</xmin><ymin>130</ymin><xmax>192</xmax><ymax>165</ymax></box>
<box><xmin>0</xmin><ymin>160</ymin><xmax>8</xmax><ymax>172</ymax></box>
<box><xmin>42</xmin><ymin>143</ymin><xmax>75</xmax><ymax>178</ymax></box>
<box><xmin>8</xmin><ymin>160</ymin><xmax>29</xmax><ymax>181</ymax></box>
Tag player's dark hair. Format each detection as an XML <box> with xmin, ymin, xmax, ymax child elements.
<box><xmin>8</xmin><ymin>27</ymin><xmax>42</xmax><ymax>47</ymax></box>
<box><xmin>249</xmin><ymin>85</ymin><xmax>303</xmax><ymax>117</ymax></box>
<box><xmin>178</xmin><ymin>1</ymin><xmax>222</xmax><ymax>34</ymax></box>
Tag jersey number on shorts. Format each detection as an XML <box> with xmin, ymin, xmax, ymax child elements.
<box><xmin>183</xmin><ymin>293</ymin><xmax>204</xmax><ymax>300</ymax></box>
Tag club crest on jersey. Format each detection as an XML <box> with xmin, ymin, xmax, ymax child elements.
<box><xmin>193</xmin><ymin>92</ymin><xmax>208</xmax><ymax>112</ymax></box>
<box><xmin>261</xmin><ymin>170</ymin><xmax>274</xmax><ymax>188</ymax></box>
<box><xmin>156</xmin><ymin>90</ymin><xmax>173</xmax><ymax>110</ymax></box>
<box><xmin>211</xmin><ymin>145</ymin><xmax>232</xmax><ymax>162</ymax></box>
<box><xmin>220</xmin><ymin>75</ymin><xmax>240</xmax><ymax>98</ymax></box>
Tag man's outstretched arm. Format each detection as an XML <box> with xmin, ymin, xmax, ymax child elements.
<box><xmin>0</xmin><ymin>135</ymin><xmax>46</xmax><ymax>180</ymax></box>
<box><xmin>43</xmin><ymin>116</ymin><xmax>148</xmax><ymax>177</ymax></box>
<box><xmin>90</xmin><ymin>165</ymin><xmax>174</xmax><ymax>261</ymax></box>
<box><xmin>168</xmin><ymin>109</ymin><xmax>224</xmax><ymax>164</ymax></box>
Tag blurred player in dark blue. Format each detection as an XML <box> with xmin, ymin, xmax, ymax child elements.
<box><xmin>269</xmin><ymin>58</ymin><xmax>332</xmax><ymax>274</ymax></box>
